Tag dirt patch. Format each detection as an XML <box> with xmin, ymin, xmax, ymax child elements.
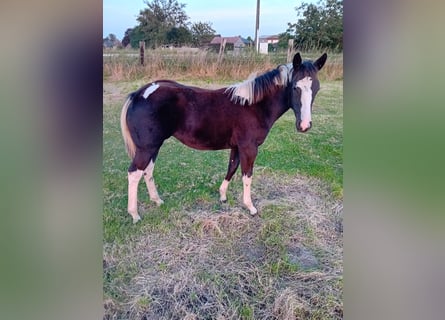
<box><xmin>104</xmin><ymin>174</ymin><xmax>343</xmax><ymax>319</ymax></box>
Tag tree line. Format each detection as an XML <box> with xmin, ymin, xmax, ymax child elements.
<box><xmin>122</xmin><ymin>0</ymin><xmax>216</xmax><ymax>49</ymax></box>
<box><xmin>103</xmin><ymin>0</ymin><xmax>343</xmax><ymax>52</ymax></box>
<box><xmin>281</xmin><ymin>0</ymin><xmax>343</xmax><ymax>52</ymax></box>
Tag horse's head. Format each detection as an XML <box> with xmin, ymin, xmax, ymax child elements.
<box><xmin>289</xmin><ymin>53</ymin><xmax>327</xmax><ymax>133</ymax></box>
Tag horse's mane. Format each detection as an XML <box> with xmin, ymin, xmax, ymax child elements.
<box><xmin>225</xmin><ymin>64</ymin><xmax>292</xmax><ymax>105</ymax></box>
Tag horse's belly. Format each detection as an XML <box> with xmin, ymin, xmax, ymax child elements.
<box><xmin>173</xmin><ymin>129</ymin><xmax>231</xmax><ymax>151</ymax></box>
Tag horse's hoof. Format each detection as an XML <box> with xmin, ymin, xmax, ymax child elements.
<box><xmin>248</xmin><ymin>211</ymin><xmax>260</xmax><ymax>218</ymax></box>
<box><xmin>220</xmin><ymin>198</ymin><xmax>227</xmax><ymax>203</ymax></box>
<box><xmin>132</xmin><ymin>215</ymin><xmax>141</xmax><ymax>224</ymax></box>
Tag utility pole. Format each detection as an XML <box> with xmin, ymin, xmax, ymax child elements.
<box><xmin>255</xmin><ymin>0</ymin><xmax>260</xmax><ymax>53</ymax></box>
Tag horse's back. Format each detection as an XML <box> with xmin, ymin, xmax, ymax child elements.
<box><xmin>126</xmin><ymin>80</ymin><xmax>267</xmax><ymax>151</ymax></box>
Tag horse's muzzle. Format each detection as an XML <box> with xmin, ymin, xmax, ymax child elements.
<box><xmin>297</xmin><ymin>121</ymin><xmax>312</xmax><ymax>133</ymax></box>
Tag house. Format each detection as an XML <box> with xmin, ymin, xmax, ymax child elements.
<box><xmin>209</xmin><ymin>36</ymin><xmax>252</xmax><ymax>53</ymax></box>
<box><xmin>259</xmin><ymin>35</ymin><xmax>280</xmax><ymax>54</ymax></box>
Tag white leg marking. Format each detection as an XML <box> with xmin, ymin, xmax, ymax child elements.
<box><xmin>128</xmin><ymin>170</ymin><xmax>144</xmax><ymax>223</ymax></box>
<box><xmin>142</xmin><ymin>83</ymin><xmax>160</xmax><ymax>99</ymax></box>
<box><xmin>219</xmin><ymin>179</ymin><xmax>230</xmax><ymax>202</ymax></box>
<box><xmin>242</xmin><ymin>175</ymin><xmax>257</xmax><ymax>215</ymax></box>
<box><xmin>296</xmin><ymin>76</ymin><xmax>313</xmax><ymax>131</ymax></box>
<box><xmin>143</xmin><ymin>160</ymin><xmax>163</xmax><ymax>206</ymax></box>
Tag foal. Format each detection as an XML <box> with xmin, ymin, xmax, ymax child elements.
<box><xmin>121</xmin><ymin>53</ymin><xmax>327</xmax><ymax>223</ymax></box>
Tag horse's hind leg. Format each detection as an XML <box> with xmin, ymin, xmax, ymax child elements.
<box><xmin>127</xmin><ymin>167</ymin><xmax>144</xmax><ymax>224</ymax></box>
<box><xmin>142</xmin><ymin>152</ymin><xmax>163</xmax><ymax>206</ymax></box>
<box><xmin>219</xmin><ymin>147</ymin><xmax>240</xmax><ymax>202</ymax></box>
<box><xmin>127</xmin><ymin>148</ymin><xmax>162</xmax><ymax>223</ymax></box>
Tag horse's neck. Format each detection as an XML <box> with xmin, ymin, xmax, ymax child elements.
<box><xmin>262</xmin><ymin>89</ymin><xmax>290</xmax><ymax>126</ymax></box>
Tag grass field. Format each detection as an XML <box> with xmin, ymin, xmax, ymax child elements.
<box><xmin>103</xmin><ymin>53</ymin><xmax>343</xmax><ymax>319</ymax></box>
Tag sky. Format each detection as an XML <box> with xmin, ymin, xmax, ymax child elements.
<box><xmin>103</xmin><ymin>0</ymin><xmax>317</xmax><ymax>41</ymax></box>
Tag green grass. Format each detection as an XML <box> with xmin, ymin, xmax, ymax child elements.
<box><xmin>104</xmin><ymin>80</ymin><xmax>342</xmax><ymax>240</ymax></box>
<box><xmin>103</xmin><ymin>77</ymin><xmax>343</xmax><ymax>319</ymax></box>
<box><xmin>256</xmin><ymin>82</ymin><xmax>343</xmax><ymax>197</ymax></box>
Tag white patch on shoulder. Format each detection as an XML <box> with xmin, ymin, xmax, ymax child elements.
<box><xmin>142</xmin><ymin>83</ymin><xmax>160</xmax><ymax>99</ymax></box>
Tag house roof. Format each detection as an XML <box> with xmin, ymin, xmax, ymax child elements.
<box><xmin>210</xmin><ymin>36</ymin><xmax>250</xmax><ymax>45</ymax></box>
<box><xmin>260</xmin><ymin>35</ymin><xmax>280</xmax><ymax>40</ymax></box>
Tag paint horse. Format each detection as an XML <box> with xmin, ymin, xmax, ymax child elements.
<box><xmin>121</xmin><ymin>53</ymin><xmax>327</xmax><ymax>223</ymax></box>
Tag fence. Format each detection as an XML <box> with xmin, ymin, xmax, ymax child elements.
<box><xmin>103</xmin><ymin>47</ymin><xmax>343</xmax><ymax>82</ymax></box>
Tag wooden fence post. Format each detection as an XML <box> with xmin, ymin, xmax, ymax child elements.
<box><xmin>139</xmin><ymin>41</ymin><xmax>145</xmax><ymax>65</ymax></box>
<box><xmin>218</xmin><ymin>38</ymin><xmax>227</xmax><ymax>64</ymax></box>
<box><xmin>287</xmin><ymin>39</ymin><xmax>294</xmax><ymax>62</ymax></box>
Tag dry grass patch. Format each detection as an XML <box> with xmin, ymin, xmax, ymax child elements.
<box><xmin>103</xmin><ymin>50</ymin><xmax>342</xmax><ymax>83</ymax></box>
<box><xmin>103</xmin><ymin>174</ymin><xmax>342</xmax><ymax>319</ymax></box>
<box><xmin>103</xmin><ymin>72</ymin><xmax>342</xmax><ymax>319</ymax></box>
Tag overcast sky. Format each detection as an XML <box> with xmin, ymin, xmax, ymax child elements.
<box><xmin>103</xmin><ymin>0</ymin><xmax>317</xmax><ymax>40</ymax></box>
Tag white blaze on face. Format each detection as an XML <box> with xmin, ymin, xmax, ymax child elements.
<box><xmin>296</xmin><ymin>76</ymin><xmax>313</xmax><ymax>130</ymax></box>
<box><xmin>142</xmin><ymin>83</ymin><xmax>160</xmax><ymax>99</ymax></box>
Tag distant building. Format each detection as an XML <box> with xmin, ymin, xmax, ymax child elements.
<box><xmin>209</xmin><ymin>36</ymin><xmax>252</xmax><ymax>53</ymax></box>
<box><xmin>259</xmin><ymin>35</ymin><xmax>280</xmax><ymax>54</ymax></box>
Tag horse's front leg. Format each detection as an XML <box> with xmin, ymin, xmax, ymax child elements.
<box><xmin>239</xmin><ymin>145</ymin><xmax>258</xmax><ymax>215</ymax></box>
<box><xmin>242</xmin><ymin>175</ymin><xmax>257</xmax><ymax>215</ymax></box>
<box><xmin>219</xmin><ymin>147</ymin><xmax>240</xmax><ymax>202</ymax></box>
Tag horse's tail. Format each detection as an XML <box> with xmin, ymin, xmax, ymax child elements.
<box><xmin>120</xmin><ymin>94</ymin><xmax>136</xmax><ymax>159</ymax></box>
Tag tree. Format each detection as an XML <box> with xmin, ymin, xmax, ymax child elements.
<box><xmin>129</xmin><ymin>26</ymin><xmax>146</xmax><ymax>49</ymax></box>
<box><xmin>321</xmin><ymin>0</ymin><xmax>343</xmax><ymax>50</ymax></box>
<box><xmin>190</xmin><ymin>21</ymin><xmax>216</xmax><ymax>47</ymax></box>
<box><xmin>121</xmin><ymin>28</ymin><xmax>133</xmax><ymax>48</ymax></box>
<box><xmin>166</xmin><ymin>26</ymin><xmax>192</xmax><ymax>47</ymax></box>
<box><xmin>286</xmin><ymin>0</ymin><xmax>343</xmax><ymax>52</ymax></box>
<box><xmin>136</xmin><ymin>0</ymin><xmax>189</xmax><ymax>48</ymax></box>
<box><xmin>103</xmin><ymin>33</ymin><xmax>120</xmax><ymax>48</ymax></box>
<box><xmin>277</xmin><ymin>32</ymin><xmax>293</xmax><ymax>50</ymax></box>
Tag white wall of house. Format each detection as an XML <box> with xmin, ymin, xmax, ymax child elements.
<box><xmin>259</xmin><ymin>42</ymin><xmax>269</xmax><ymax>54</ymax></box>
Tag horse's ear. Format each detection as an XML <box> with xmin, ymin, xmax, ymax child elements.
<box><xmin>315</xmin><ymin>53</ymin><xmax>328</xmax><ymax>70</ymax></box>
<box><xmin>292</xmin><ymin>52</ymin><xmax>302</xmax><ymax>70</ymax></box>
